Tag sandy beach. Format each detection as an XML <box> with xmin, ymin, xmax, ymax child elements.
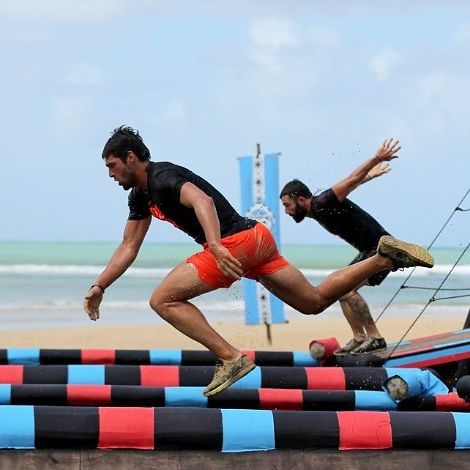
<box><xmin>0</xmin><ymin>313</ymin><xmax>466</xmax><ymax>350</ymax></box>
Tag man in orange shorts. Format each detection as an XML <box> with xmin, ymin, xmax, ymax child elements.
<box><xmin>84</xmin><ymin>126</ymin><xmax>434</xmax><ymax>396</ymax></box>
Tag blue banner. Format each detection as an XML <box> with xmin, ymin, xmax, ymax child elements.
<box><xmin>239</xmin><ymin>149</ymin><xmax>285</xmax><ymax>325</ymax></box>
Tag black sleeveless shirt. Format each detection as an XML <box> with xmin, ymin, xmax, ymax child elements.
<box><xmin>127</xmin><ymin>161</ymin><xmax>256</xmax><ymax>244</ymax></box>
<box><xmin>310</xmin><ymin>188</ymin><xmax>389</xmax><ymax>252</ymax></box>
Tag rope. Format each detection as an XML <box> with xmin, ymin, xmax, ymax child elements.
<box><xmin>402</xmin><ymin>286</ymin><xmax>470</xmax><ymax>291</ymax></box>
<box><xmin>386</xmin><ymin>240</ymin><xmax>470</xmax><ymax>358</ymax></box>
<box><xmin>431</xmin><ymin>293</ymin><xmax>470</xmax><ymax>302</ymax></box>
<box><xmin>374</xmin><ymin>186</ymin><xmax>470</xmax><ymax>323</ymax></box>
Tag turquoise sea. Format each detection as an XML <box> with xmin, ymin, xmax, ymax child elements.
<box><xmin>0</xmin><ymin>242</ymin><xmax>469</xmax><ymax>329</ymax></box>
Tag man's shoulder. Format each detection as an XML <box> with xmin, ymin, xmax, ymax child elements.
<box><xmin>128</xmin><ymin>185</ymin><xmax>145</xmax><ymax>201</ymax></box>
<box><xmin>147</xmin><ymin>160</ymin><xmax>173</xmax><ymax>174</ymax></box>
<box><xmin>312</xmin><ymin>188</ymin><xmax>338</xmax><ymax>206</ymax></box>
<box><xmin>148</xmin><ymin>161</ymin><xmax>195</xmax><ymax>180</ymax></box>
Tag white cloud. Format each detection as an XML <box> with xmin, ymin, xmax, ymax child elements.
<box><xmin>406</xmin><ymin>71</ymin><xmax>470</xmax><ymax>132</ymax></box>
<box><xmin>0</xmin><ymin>0</ymin><xmax>127</xmax><ymax>24</ymax></box>
<box><xmin>155</xmin><ymin>100</ymin><xmax>187</xmax><ymax>127</ymax></box>
<box><xmin>370</xmin><ymin>49</ymin><xmax>403</xmax><ymax>81</ymax></box>
<box><xmin>305</xmin><ymin>27</ymin><xmax>339</xmax><ymax>47</ymax></box>
<box><xmin>249</xmin><ymin>18</ymin><xmax>298</xmax><ymax>48</ymax></box>
<box><xmin>247</xmin><ymin>18</ymin><xmax>300</xmax><ymax>89</ymax></box>
<box><xmin>454</xmin><ymin>23</ymin><xmax>470</xmax><ymax>42</ymax></box>
<box><xmin>415</xmin><ymin>72</ymin><xmax>449</xmax><ymax>102</ymax></box>
<box><xmin>64</xmin><ymin>64</ymin><xmax>104</xmax><ymax>87</ymax></box>
<box><xmin>53</xmin><ymin>95</ymin><xmax>91</xmax><ymax>137</ymax></box>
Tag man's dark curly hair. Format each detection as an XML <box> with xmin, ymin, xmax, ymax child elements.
<box><xmin>102</xmin><ymin>126</ymin><xmax>151</xmax><ymax>162</ymax></box>
<box><xmin>279</xmin><ymin>179</ymin><xmax>312</xmax><ymax>199</ymax></box>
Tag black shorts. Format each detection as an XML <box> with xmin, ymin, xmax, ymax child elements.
<box><xmin>349</xmin><ymin>249</ymin><xmax>390</xmax><ymax>286</ymax></box>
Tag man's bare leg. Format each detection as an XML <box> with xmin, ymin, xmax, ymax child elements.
<box><xmin>260</xmin><ymin>254</ymin><xmax>393</xmax><ymax>314</ymax></box>
<box><xmin>149</xmin><ymin>261</ymin><xmax>256</xmax><ymax>396</ymax></box>
<box><xmin>149</xmin><ymin>261</ymin><xmax>241</xmax><ymax>361</ymax></box>
<box><xmin>340</xmin><ymin>291</ymin><xmax>382</xmax><ymax>339</ymax></box>
<box><xmin>260</xmin><ymin>235</ymin><xmax>433</xmax><ymax>312</ymax></box>
<box><xmin>339</xmin><ymin>292</ymin><xmax>367</xmax><ymax>341</ymax></box>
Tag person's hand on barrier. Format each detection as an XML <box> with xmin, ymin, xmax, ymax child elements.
<box><xmin>211</xmin><ymin>244</ymin><xmax>243</xmax><ymax>280</ymax></box>
<box><xmin>374</xmin><ymin>138</ymin><xmax>401</xmax><ymax>162</ymax></box>
<box><xmin>84</xmin><ymin>285</ymin><xmax>104</xmax><ymax>321</ymax></box>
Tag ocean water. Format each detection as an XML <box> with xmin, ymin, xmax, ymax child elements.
<box><xmin>0</xmin><ymin>241</ymin><xmax>469</xmax><ymax>329</ymax></box>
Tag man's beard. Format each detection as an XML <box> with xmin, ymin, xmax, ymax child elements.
<box><xmin>119</xmin><ymin>171</ymin><xmax>138</xmax><ymax>191</ymax></box>
<box><xmin>292</xmin><ymin>206</ymin><xmax>308</xmax><ymax>223</ymax></box>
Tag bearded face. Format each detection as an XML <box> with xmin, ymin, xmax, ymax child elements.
<box><xmin>281</xmin><ymin>195</ymin><xmax>309</xmax><ymax>223</ymax></box>
<box><xmin>105</xmin><ymin>154</ymin><xmax>139</xmax><ymax>191</ymax></box>
<box><xmin>291</xmin><ymin>202</ymin><xmax>308</xmax><ymax>223</ymax></box>
<box><xmin>116</xmin><ymin>165</ymin><xmax>138</xmax><ymax>191</ymax></box>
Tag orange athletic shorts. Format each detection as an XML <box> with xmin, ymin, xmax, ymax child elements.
<box><xmin>186</xmin><ymin>222</ymin><xmax>290</xmax><ymax>288</ymax></box>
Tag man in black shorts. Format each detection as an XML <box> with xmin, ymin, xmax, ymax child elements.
<box><xmin>280</xmin><ymin>139</ymin><xmax>402</xmax><ymax>355</ymax></box>
<box><xmin>84</xmin><ymin>128</ymin><xmax>433</xmax><ymax>395</ymax></box>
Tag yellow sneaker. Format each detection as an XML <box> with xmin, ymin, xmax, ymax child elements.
<box><xmin>203</xmin><ymin>354</ymin><xmax>256</xmax><ymax>397</ymax></box>
<box><xmin>378</xmin><ymin>235</ymin><xmax>434</xmax><ymax>270</ymax></box>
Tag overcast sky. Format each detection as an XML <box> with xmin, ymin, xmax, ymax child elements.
<box><xmin>0</xmin><ymin>1</ymin><xmax>468</xmax><ymax>247</ymax></box>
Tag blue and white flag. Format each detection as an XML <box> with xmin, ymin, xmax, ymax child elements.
<box><xmin>239</xmin><ymin>146</ymin><xmax>285</xmax><ymax>325</ymax></box>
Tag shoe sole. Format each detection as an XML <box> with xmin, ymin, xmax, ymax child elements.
<box><xmin>203</xmin><ymin>361</ymin><xmax>256</xmax><ymax>397</ymax></box>
<box><xmin>334</xmin><ymin>349</ymin><xmax>359</xmax><ymax>356</ymax></box>
<box><xmin>351</xmin><ymin>346</ymin><xmax>387</xmax><ymax>355</ymax></box>
<box><xmin>379</xmin><ymin>235</ymin><xmax>434</xmax><ymax>268</ymax></box>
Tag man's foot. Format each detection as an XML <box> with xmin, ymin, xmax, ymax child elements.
<box><xmin>333</xmin><ymin>338</ymin><xmax>365</xmax><ymax>356</ymax></box>
<box><xmin>378</xmin><ymin>235</ymin><xmax>434</xmax><ymax>270</ymax></box>
<box><xmin>351</xmin><ymin>336</ymin><xmax>387</xmax><ymax>354</ymax></box>
<box><xmin>203</xmin><ymin>354</ymin><xmax>256</xmax><ymax>397</ymax></box>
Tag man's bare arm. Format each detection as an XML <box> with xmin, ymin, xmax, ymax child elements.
<box><xmin>332</xmin><ymin>138</ymin><xmax>400</xmax><ymax>202</ymax></box>
<box><xmin>179</xmin><ymin>182</ymin><xmax>243</xmax><ymax>280</ymax></box>
<box><xmin>84</xmin><ymin>217</ymin><xmax>151</xmax><ymax>320</ymax></box>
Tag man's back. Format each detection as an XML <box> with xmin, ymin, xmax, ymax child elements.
<box><xmin>128</xmin><ymin>161</ymin><xmax>256</xmax><ymax>244</ymax></box>
<box><xmin>311</xmin><ymin>188</ymin><xmax>389</xmax><ymax>251</ymax></box>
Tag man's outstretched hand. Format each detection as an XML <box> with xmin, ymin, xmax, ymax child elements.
<box><xmin>84</xmin><ymin>285</ymin><xmax>104</xmax><ymax>321</ymax></box>
<box><xmin>375</xmin><ymin>138</ymin><xmax>401</xmax><ymax>162</ymax></box>
<box><xmin>367</xmin><ymin>161</ymin><xmax>392</xmax><ymax>181</ymax></box>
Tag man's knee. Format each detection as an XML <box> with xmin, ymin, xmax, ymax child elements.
<box><xmin>299</xmin><ymin>291</ymin><xmax>341</xmax><ymax>315</ymax></box>
<box><xmin>298</xmin><ymin>304</ymin><xmax>325</xmax><ymax>316</ymax></box>
<box><xmin>149</xmin><ymin>294</ymin><xmax>171</xmax><ymax>319</ymax></box>
<box><xmin>339</xmin><ymin>290</ymin><xmax>358</xmax><ymax>303</ymax></box>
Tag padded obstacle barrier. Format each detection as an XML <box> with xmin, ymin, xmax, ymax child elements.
<box><xmin>1</xmin><ymin>406</ymin><xmax>470</xmax><ymax>451</ymax></box>
<box><xmin>0</xmin><ymin>384</ymin><xmax>395</xmax><ymax>410</ymax></box>
<box><xmin>384</xmin><ymin>329</ymin><xmax>470</xmax><ymax>368</ymax></box>
<box><xmin>0</xmin><ymin>344</ymin><xmax>463</xmax><ymax>454</ymax></box>
<box><xmin>311</xmin><ymin>329</ymin><xmax>470</xmax><ymax>368</ymax></box>
<box><xmin>400</xmin><ymin>392</ymin><xmax>470</xmax><ymax>412</ymax></box>
<box><xmin>456</xmin><ymin>375</ymin><xmax>470</xmax><ymax>401</ymax></box>
<box><xmin>0</xmin><ymin>384</ymin><xmax>463</xmax><ymax>411</ymax></box>
<box><xmin>0</xmin><ymin>365</ymin><xmax>447</xmax><ymax>394</ymax></box>
<box><xmin>0</xmin><ymin>348</ymin><xmax>317</xmax><ymax>367</ymax></box>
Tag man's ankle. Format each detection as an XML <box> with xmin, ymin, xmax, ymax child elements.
<box><xmin>219</xmin><ymin>352</ymin><xmax>242</xmax><ymax>362</ymax></box>
<box><xmin>374</xmin><ymin>253</ymin><xmax>393</xmax><ymax>270</ymax></box>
